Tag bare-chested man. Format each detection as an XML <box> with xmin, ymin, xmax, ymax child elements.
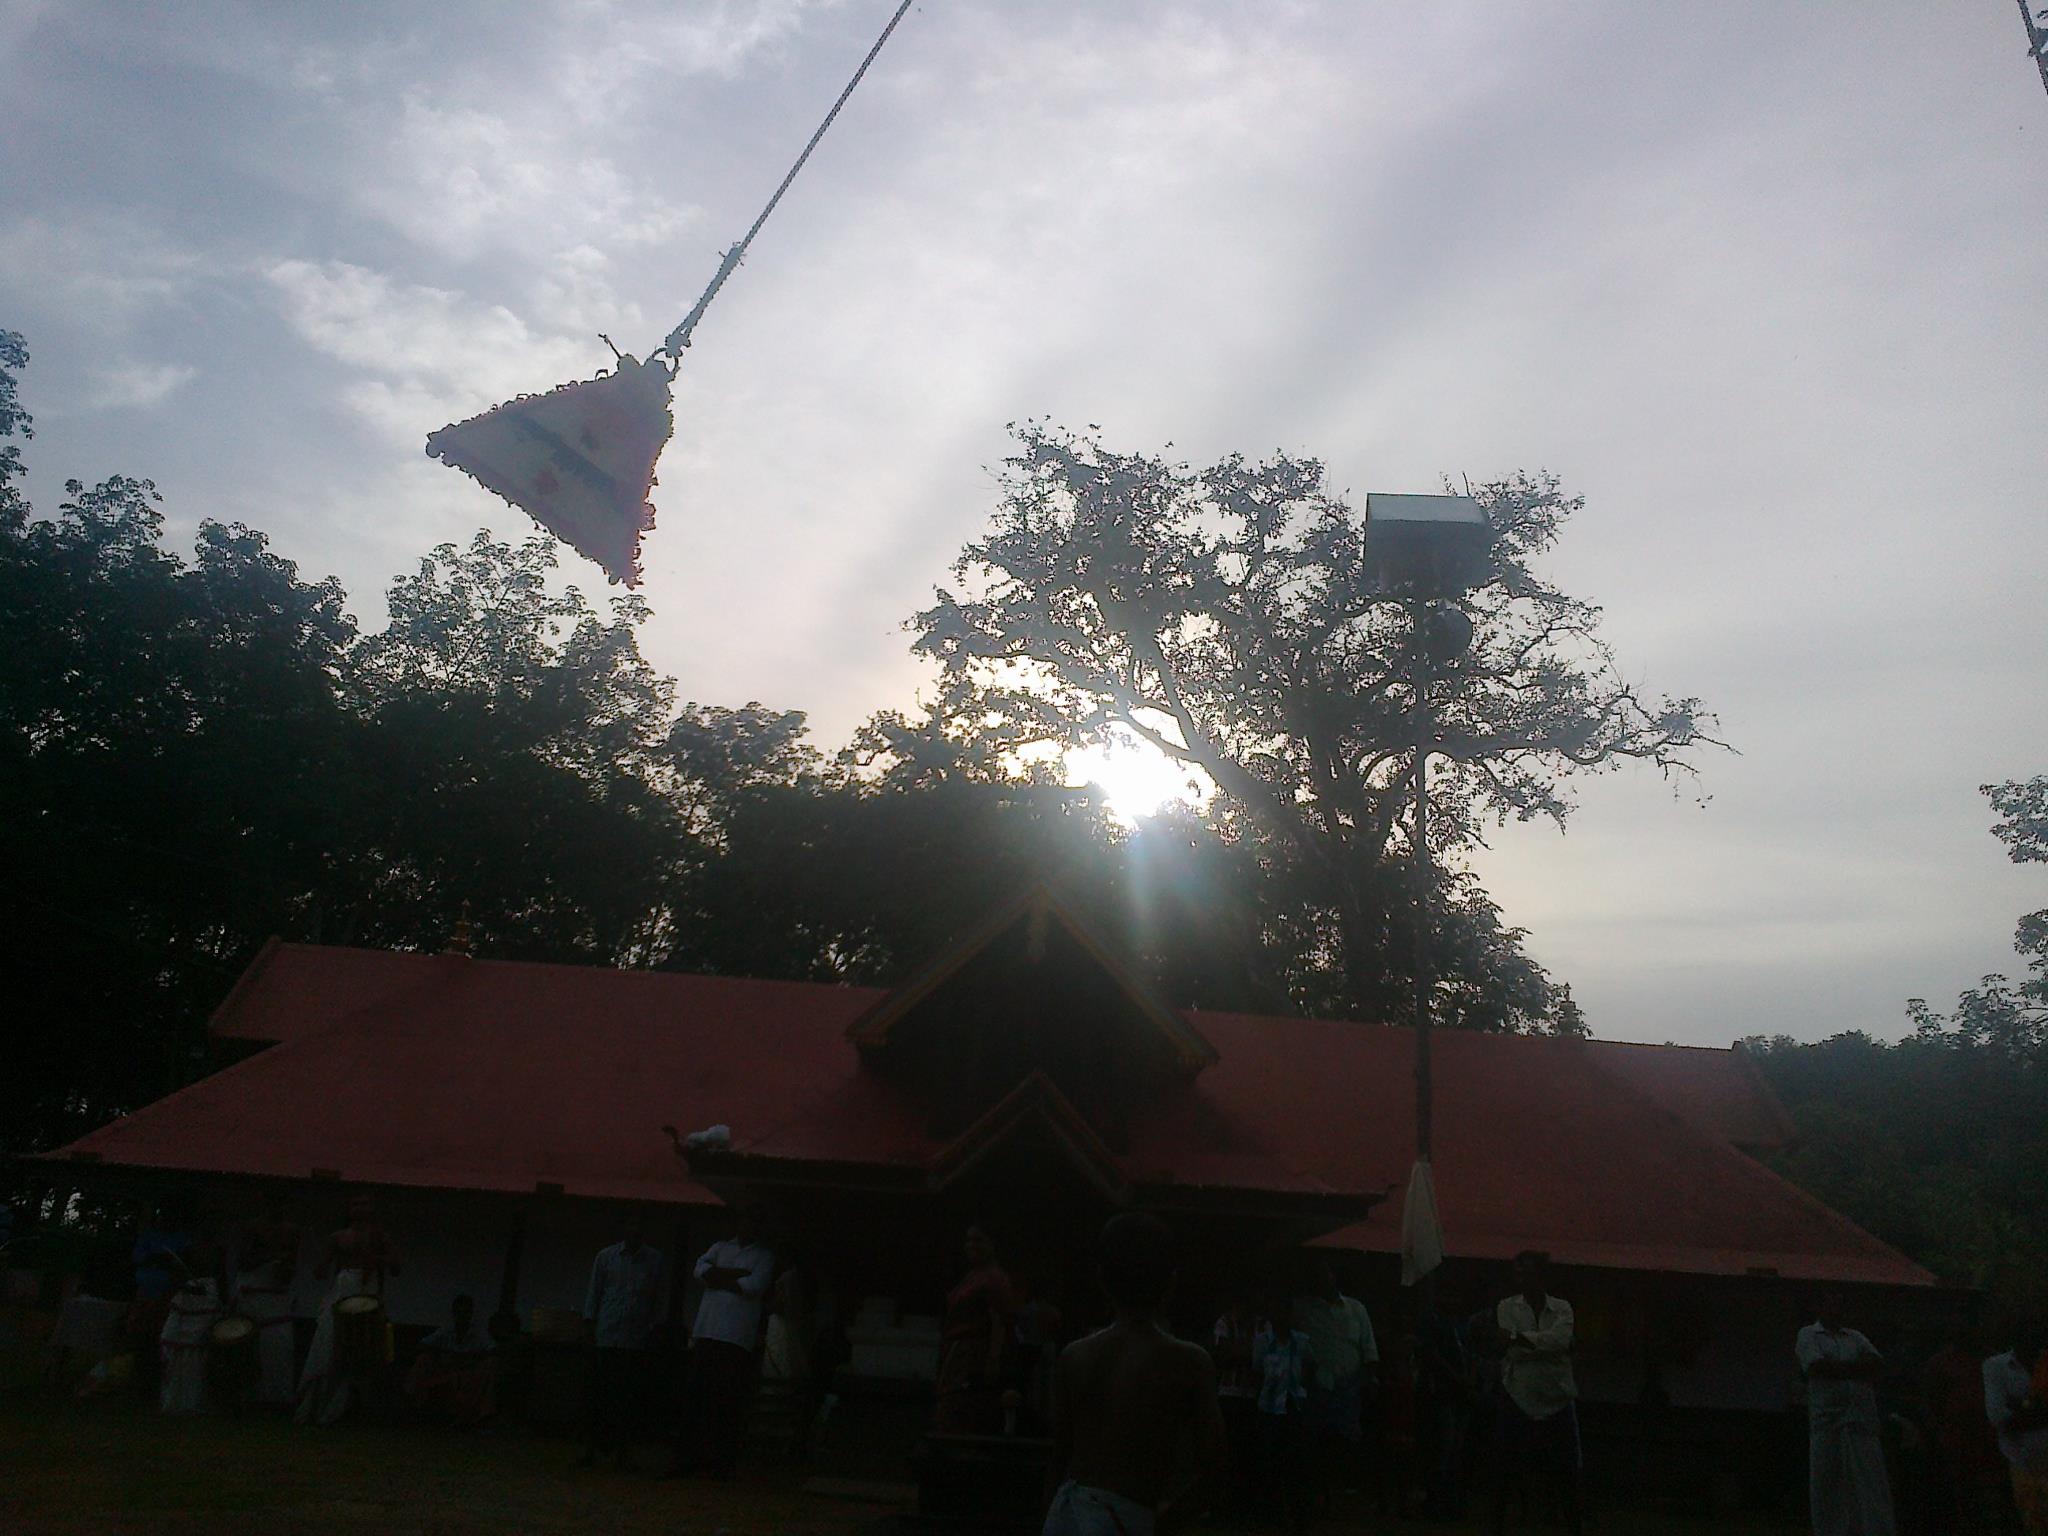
<box><xmin>1044</xmin><ymin>1213</ymin><xmax>1228</xmax><ymax>1536</ymax></box>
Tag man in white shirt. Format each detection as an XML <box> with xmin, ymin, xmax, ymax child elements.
<box><xmin>578</xmin><ymin>1210</ymin><xmax>666</xmax><ymax>1469</ymax></box>
<box><xmin>1984</xmin><ymin>1320</ymin><xmax>2048</xmax><ymax>1535</ymax></box>
<box><xmin>669</xmin><ymin>1206</ymin><xmax>774</xmax><ymax>1479</ymax></box>
<box><xmin>1491</xmin><ymin>1250</ymin><xmax>1580</xmax><ymax>1536</ymax></box>
<box><xmin>1795</xmin><ymin>1290</ymin><xmax>1895</xmax><ymax>1536</ymax></box>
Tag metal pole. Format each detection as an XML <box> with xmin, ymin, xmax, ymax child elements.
<box><xmin>1412</xmin><ymin>615</ymin><xmax>1434</xmax><ymax>1161</ymax></box>
<box><xmin>2018</xmin><ymin>0</ymin><xmax>2048</xmax><ymax>103</ymax></box>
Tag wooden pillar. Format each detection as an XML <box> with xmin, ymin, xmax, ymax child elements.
<box><xmin>495</xmin><ymin>1205</ymin><xmax>527</xmax><ymax>1322</ymax></box>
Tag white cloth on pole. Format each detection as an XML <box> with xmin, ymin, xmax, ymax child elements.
<box><xmin>1399</xmin><ymin>1157</ymin><xmax>1444</xmax><ymax>1287</ymax></box>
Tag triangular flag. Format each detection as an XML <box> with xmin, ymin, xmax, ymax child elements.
<box><xmin>1400</xmin><ymin>1155</ymin><xmax>1444</xmax><ymax>1287</ymax></box>
<box><xmin>425</xmin><ymin>354</ymin><xmax>675</xmax><ymax>587</ymax></box>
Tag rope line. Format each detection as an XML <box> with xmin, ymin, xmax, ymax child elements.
<box><xmin>660</xmin><ymin>0</ymin><xmax>919</xmax><ymax>359</ymax></box>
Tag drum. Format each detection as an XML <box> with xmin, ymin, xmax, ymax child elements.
<box><xmin>335</xmin><ymin>1293</ymin><xmax>384</xmax><ymax>1368</ymax></box>
<box><xmin>208</xmin><ymin>1314</ymin><xmax>257</xmax><ymax>1395</ymax></box>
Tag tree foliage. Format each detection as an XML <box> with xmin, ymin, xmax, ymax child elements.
<box><xmin>908</xmin><ymin>423</ymin><xmax>1722</xmax><ymax>1024</ymax></box>
<box><xmin>0</xmin><ymin>347</ymin><xmax>1709</xmax><ymax>1160</ymax></box>
<box><xmin>1744</xmin><ymin>778</ymin><xmax>2048</xmax><ymax>1300</ymax></box>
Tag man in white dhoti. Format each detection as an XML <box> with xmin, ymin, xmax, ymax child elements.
<box><xmin>296</xmin><ymin>1193</ymin><xmax>400</xmax><ymax>1427</ymax></box>
<box><xmin>1796</xmin><ymin>1290</ymin><xmax>1896</xmax><ymax>1536</ymax></box>
<box><xmin>235</xmin><ymin>1191</ymin><xmax>301</xmax><ymax>1405</ymax></box>
<box><xmin>159</xmin><ymin>1242</ymin><xmax>224</xmax><ymax>1415</ymax></box>
<box><xmin>1491</xmin><ymin>1250</ymin><xmax>1582</xmax><ymax>1536</ymax></box>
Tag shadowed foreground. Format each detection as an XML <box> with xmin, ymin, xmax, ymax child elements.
<box><xmin>0</xmin><ymin>1394</ymin><xmax>1809</xmax><ymax>1536</ymax></box>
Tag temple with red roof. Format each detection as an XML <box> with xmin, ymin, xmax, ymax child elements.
<box><xmin>42</xmin><ymin>886</ymin><xmax>1935</xmax><ymax>1421</ymax></box>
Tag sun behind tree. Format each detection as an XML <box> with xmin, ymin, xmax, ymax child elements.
<box><xmin>908</xmin><ymin>421</ymin><xmax>1726</xmax><ymax>1027</ymax></box>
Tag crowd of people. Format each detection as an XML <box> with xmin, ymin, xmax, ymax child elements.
<box><xmin>58</xmin><ymin>1193</ymin><xmax>833</xmax><ymax>1481</ymax></box>
<box><xmin>1198</xmin><ymin>1248</ymin><xmax>1583</xmax><ymax>1534</ymax></box>
<box><xmin>25</xmin><ymin>1191</ymin><xmax>2048</xmax><ymax>1536</ymax></box>
<box><xmin>1799</xmin><ymin>1292</ymin><xmax>2048</xmax><ymax>1536</ymax></box>
<box><xmin>70</xmin><ymin>1191</ymin><xmax>490</xmax><ymax>1427</ymax></box>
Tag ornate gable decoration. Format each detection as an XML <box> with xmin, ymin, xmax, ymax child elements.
<box><xmin>845</xmin><ymin>886</ymin><xmax>1218</xmax><ymax>1075</ymax></box>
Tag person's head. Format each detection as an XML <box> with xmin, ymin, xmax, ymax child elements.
<box><xmin>2011</xmin><ymin>1316</ymin><xmax>2048</xmax><ymax>1368</ymax></box>
<box><xmin>1269</xmin><ymin>1294</ymin><xmax>1295</xmax><ymax>1333</ymax></box>
<box><xmin>734</xmin><ymin>1205</ymin><xmax>760</xmax><ymax>1245</ymax></box>
<box><xmin>1097</xmin><ymin>1212</ymin><xmax>1175</xmax><ymax>1315</ymax></box>
<box><xmin>1816</xmin><ymin>1288</ymin><xmax>1847</xmax><ymax>1331</ymax></box>
<box><xmin>452</xmin><ymin>1293</ymin><xmax>475</xmax><ymax>1328</ymax></box>
<box><xmin>1425</xmin><ymin>1281</ymin><xmax>1458</xmax><ymax>1322</ymax></box>
<box><xmin>1513</xmin><ymin>1249</ymin><xmax>1550</xmax><ymax>1298</ymax></box>
<box><xmin>963</xmin><ymin>1225</ymin><xmax>997</xmax><ymax>1270</ymax></box>
<box><xmin>622</xmin><ymin>1208</ymin><xmax>647</xmax><ymax>1252</ymax></box>
<box><xmin>1312</xmin><ymin>1259</ymin><xmax>1341</xmax><ymax>1303</ymax></box>
<box><xmin>1940</xmin><ymin>1308</ymin><xmax>1980</xmax><ymax>1354</ymax></box>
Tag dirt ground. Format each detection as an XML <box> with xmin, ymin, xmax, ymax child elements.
<box><xmin>0</xmin><ymin>1393</ymin><xmax>900</xmax><ymax>1536</ymax></box>
<box><xmin>0</xmin><ymin>1391</ymin><xmax>1808</xmax><ymax>1536</ymax></box>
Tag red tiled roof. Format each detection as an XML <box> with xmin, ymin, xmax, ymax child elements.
<box><xmin>74</xmin><ymin>949</ymin><xmax>885</xmax><ymax>1205</ymax></box>
<box><xmin>45</xmin><ymin>943</ymin><xmax>1931</xmax><ymax>1287</ymax></box>
<box><xmin>1583</xmin><ymin>1038</ymin><xmax>1795</xmax><ymax>1150</ymax></box>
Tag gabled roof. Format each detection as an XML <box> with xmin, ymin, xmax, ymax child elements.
<box><xmin>37</xmin><ymin>941</ymin><xmax>1932</xmax><ymax>1287</ymax></box>
<box><xmin>925</xmin><ymin>1072</ymin><xmax>1127</xmax><ymax>1202</ymax></box>
<box><xmin>844</xmin><ymin>886</ymin><xmax>1218</xmax><ymax>1072</ymax></box>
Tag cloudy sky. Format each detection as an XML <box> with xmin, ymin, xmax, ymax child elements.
<box><xmin>4</xmin><ymin>0</ymin><xmax>2043</xmax><ymax>1047</ymax></box>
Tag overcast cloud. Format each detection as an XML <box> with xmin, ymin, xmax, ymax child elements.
<box><xmin>4</xmin><ymin>0</ymin><xmax>2044</xmax><ymax>1046</ymax></box>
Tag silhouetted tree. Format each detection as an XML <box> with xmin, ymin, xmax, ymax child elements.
<box><xmin>905</xmin><ymin>423</ymin><xmax>1722</xmax><ymax>1024</ymax></box>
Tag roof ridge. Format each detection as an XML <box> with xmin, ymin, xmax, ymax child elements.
<box><xmin>206</xmin><ymin>934</ymin><xmax>285</xmax><ymax>1033</ymax></box>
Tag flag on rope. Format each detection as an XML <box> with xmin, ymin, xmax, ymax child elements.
<box><xmin>426</xmin><ymin>354</ymin><xmax>673</xmax><ymax>587</ymax></box>
<box><xmin>423</xmin><ymin>0</ymin><xmax>916</xmax><ymax>586</ymax></box>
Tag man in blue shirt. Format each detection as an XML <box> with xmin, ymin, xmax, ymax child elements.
<box><xmin>579</xmin><ymin>1210</ymin><xmax>666</xmax><ymax>1469</ymax></box>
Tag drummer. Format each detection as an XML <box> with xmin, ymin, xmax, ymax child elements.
<box><xmin>406</xmin><ymin>1294</ymin><xmax>497</xmax><ymax>1426</ymax></box>
<box><xmin>235</xmin><ymin>1190</ymin><xmax>301</xmax><ymax>1405</ymax></box>
<box><xmin>296</xmin><ymin>1193</ymin><xmax>401</xmax><ymax>1426</ymax></box>
<box><xmin>159</xmin><ymin>1239</ymin><xmax>225</xmax><ymax>1415</ymax></box>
